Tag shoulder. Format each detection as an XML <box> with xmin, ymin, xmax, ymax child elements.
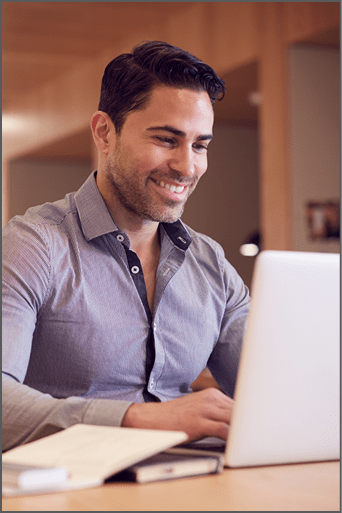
<box><xmin>2</xmin><ymin>193</ymin><xmax>80</xmax><ymax>269</ymax></box>
<box><xmin>183</xmin><ymin>224</ymin><xmax>249</xmax><ymax>303</ymax></box>
<box><xmin>21</xmin><ymin>192</ymin><xmax>76</xmax><ymax>227</ymax></box>
<box><xmin>184</xmin><ymin>224</ymin><xmax>227</xmax><ymax>269</ymax></box>
<box><xmin>3</xmin><ymin>193</ymin><xmax>78</xmax><ymax>238</ymax></box>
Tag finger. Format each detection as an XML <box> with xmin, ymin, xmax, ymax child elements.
<box><xmin>205</xmin><ymin>404</ymin><xmax>233</xmax><ymax>426</ymax></box>
<box><xmin>201</xmin><ymin>419</ymin><xmax>230</xmax><ymax>441</ymax></box>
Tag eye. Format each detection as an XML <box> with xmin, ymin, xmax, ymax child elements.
<box><xmin>192</xmin><ymin>143</ymin><xmax>208</xmax><ymax>153</ymax></box>
<box><xmin>154</xmin><ymin>136</ymin><xmax>176</xmax><ymax>146</ymax></box>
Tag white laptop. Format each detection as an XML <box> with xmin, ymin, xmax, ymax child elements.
<box><xmin>188</xmin><ymin>250</ymin><xmax>340</xmax><ymax>467</ymax></box>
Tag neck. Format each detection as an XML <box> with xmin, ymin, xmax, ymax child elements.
<box><xmin>126</xmin><ymin>221</ymin><xmax>160</xmax><ymax>257</ymax></box>
<box><xmin>109</xmin><ymin>205</ymin><xmax>161</xmax><ymax>262</ymax></box>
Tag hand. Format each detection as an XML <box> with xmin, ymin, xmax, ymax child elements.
<box><xmin>121</xmin><ymin>388</ymin><xmax>233</xmax><ymax>441</ymax></box>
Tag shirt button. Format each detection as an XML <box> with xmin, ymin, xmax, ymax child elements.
<box><xmin>150</xmin><ymin>378</ymin><xmax>154</xmax><ymax>388</ymax></box>
<box><xmin>131</xmin><ymin>266</ymin><xmax>140</xmax><ymax>274</ymax></box>
<box><xmin>116</xmin><ymin>234</ymin><xmax>125</xmax><ymax>242</ymax></box>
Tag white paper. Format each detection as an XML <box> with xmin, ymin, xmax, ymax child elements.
<box><xmin>2</xmin><ymin>424</ymin><xmax>188</xmax><ymax>492</ymax></box>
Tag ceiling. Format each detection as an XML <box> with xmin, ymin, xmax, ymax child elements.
<box><xmin>2</xmin><ymin>2</ymin><xmax>260</xmax><ymax>124</ymax></box>
<box><xmin>2</xmin><ymin>2</ymin><xmax>339</xmax><ymax>158</ymax></box>
<box><xmin>2</xmin><ymin>2</ymin><xmax>192</xmax><ymax>109</ymax></box>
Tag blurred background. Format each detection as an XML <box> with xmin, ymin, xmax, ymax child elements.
<box><xmin>2</xmin><ymin>2</ymin><xmax>340</xmax><ymax>291</ymax></box>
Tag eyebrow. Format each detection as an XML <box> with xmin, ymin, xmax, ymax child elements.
<box><xmin>146</xmin><ymin>125</ymin><xmax>213</xmax><ymax>142</ymax></box>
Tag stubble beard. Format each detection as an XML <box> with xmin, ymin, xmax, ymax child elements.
<box><xmin>105</xmin><ymin>153</ymin><xmax>196</xmax><ymax>224</ymax></box>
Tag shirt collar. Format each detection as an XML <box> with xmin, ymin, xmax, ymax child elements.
<box><xmin>75</xmin><ymin>171</ymin><xmax>119</xmax><ymax>241</ymax></box>
<box><xmin>161</xmin><ymin>220</ymin><xmax>192</xmax><ymax>250</ymax></box>
<box><xmin>75</xmin><ymin>171</ymin><xmax>192</xmax><ymax>250</ymax></box>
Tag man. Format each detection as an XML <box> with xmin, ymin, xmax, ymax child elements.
<box><xmin>2</xmin><ymin>41</ymin><xmax>250</xmax><ymax>452</ymax></box>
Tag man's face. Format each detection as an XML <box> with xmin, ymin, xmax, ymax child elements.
<box><xmin>104</xmin><ymin>85</ymin><xmax>214</xmax><ymax>224</ymax></box>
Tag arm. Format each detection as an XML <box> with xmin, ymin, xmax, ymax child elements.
<box><xmin>2</xmin><ymin>372</ymin><xmax>132</xmax><ymax>451</ymax></box>
<box><xmin>207</xmin><ymin>256</ymin><xmax>250</xmax><ymax>398</ymax></box>
<box><xmin>2</xmin><ymin>219</ymin><xmax>132</xmax><ymax>451</ymax></box>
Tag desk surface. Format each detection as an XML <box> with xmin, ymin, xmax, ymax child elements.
<box><xmin>2</xmin><ymin>460</ymin><xmax>339</xmax><ymax>511</ymax></box>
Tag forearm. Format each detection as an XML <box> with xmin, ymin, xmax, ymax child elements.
<box><xmin>2</xmin><ymin>373</ymin><xmax>132</xmax><ymax>451</ymax></box>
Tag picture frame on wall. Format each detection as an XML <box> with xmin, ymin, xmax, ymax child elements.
<box><xmin>305</xmin><ymin>200</ymin><xmax>340</xmax><ymax>241</ymax></box>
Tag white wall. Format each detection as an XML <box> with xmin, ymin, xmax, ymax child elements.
<box><xmin>182</xmin><ymin>124</ymin><xmax>260</xmax><ymax>289</ymax></box>
<box><xmin>289</xmin><ymin>45</ymin><xmax>340</xmax><ymax>253</ymax></box>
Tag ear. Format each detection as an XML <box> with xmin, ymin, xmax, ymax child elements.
<box><xmin>91</xmin><ymin>111</ymin><xmax>116</xmax><ymax>154</ymax></box>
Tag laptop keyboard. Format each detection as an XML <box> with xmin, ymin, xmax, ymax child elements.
<box><xmin>177</xmin><ymin>437</ymin><xmax>226</xmax><ymax>453</ymax></box>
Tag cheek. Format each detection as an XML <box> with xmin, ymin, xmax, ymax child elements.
<box><xmin>197</xmin><ymin>157</ymin><xmax>208</xmax><ymax>178</ymax></box>
<box><xmin>138</xmin><ymin>147</ymin><xmax>170</xmax><ymax>171</ymax></box>
<box><xmin>117</xmin><ymin>146</ymin><xmax>150</xmax><ymax>176</ymax></box>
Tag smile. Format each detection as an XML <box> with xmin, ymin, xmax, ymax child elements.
<box><xmin>155</xmin><ymin>180</ymin><xmax>185</xmax><ymax>194</ymax></box>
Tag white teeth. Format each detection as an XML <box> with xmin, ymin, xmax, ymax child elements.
<box><xmin>156</xmin><ymin>180</ymin><xmax>185</xmax><ymax>194</ymax></box>
<box><xmin>175</xmin><ymin>185</ymin><xmax>185</xmax><ymax>193</ymax></box>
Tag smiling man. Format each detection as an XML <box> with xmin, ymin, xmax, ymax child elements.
<box><xmin>2</xmin><ymin>41</ymin><xmax>250</xmax><ymax>451</ymax></box>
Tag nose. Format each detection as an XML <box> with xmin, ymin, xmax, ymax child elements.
<box><xmin>168</xmin><ymin>146</ymin><xmax>200</xmax><ymax>180</ymax></box>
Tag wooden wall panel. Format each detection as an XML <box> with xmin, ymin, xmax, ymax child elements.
<box><xmin>163</xmin><ymin>3</ymin><xmax>214</xmax><ymax>64</ymax></box>
<box><xmin>283</xmin><ymin>2</ymin><xmax>340</xmax><ymax>43</ymax></box>
<box><xmin>258</xmin><ymin>3</ymin><xmax>293</xmax><ymax>250</ymax></box>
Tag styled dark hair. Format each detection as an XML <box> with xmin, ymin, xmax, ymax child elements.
<box><xmin>98</xmin><ymin>40</ymin><xmax>225</xmax><ymax>134</ymax></box>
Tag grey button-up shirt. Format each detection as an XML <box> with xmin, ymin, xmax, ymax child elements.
<box><xmin>2</xmin><ymin>171</ymin><xmax>250</xmax><ymax>451</ymax></box>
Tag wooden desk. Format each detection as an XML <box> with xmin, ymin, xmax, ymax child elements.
<box><xmin>2</xmin><ymin>461</ymin><xmax>339</xmax><ymax>511</ymax></box>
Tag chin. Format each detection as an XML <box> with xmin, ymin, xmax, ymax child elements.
<box><xmin>147</xmin><ymin>213</ymin><xmax>180</xmax><ymax>224</ymax></box>
<box><xmin>146</xmin><ymin>209</ymin><xmax>183</xmax><ymax>224</ymax></box>
<box><xmin>143</xmin><ymin>201</ymin><xmax>185</xmax><ymax>224</ymax></box>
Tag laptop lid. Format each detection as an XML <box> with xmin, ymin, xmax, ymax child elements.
<box><xmin>225</xmin><ymin>250</ymin><xmax>340</xmax><ymax>467</ymax></box>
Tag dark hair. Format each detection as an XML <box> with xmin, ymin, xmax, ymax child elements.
<box><xmin>98</xmin><ymin>40</ymin><xmax>225</xmax><ymax>134</ymax></box>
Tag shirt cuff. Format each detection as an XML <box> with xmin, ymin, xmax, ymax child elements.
<box><xmin>82</xmin><ymin>399</ymin><xmax>133</xmax><ymax>427</ymax></box>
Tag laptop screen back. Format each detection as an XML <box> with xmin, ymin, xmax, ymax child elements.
<box><xmin>225</xmin><ymin>250</ymin><xmax>340</xmax><ymax>467</ymax></box>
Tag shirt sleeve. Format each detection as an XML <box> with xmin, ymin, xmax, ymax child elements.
<box><xmin>2</xmin><ymin>218</ymin><xmax>132</xmax><ymax>452</ymax></box>
<box><xmin>2</xmin><ymin>373</ymin><xmax>132</xmax><ymax>452</ymax></box>
<box><xmin>207</xmin><ymin>249</ymin><xmax>251</xmax><ymax>398</ymax></box>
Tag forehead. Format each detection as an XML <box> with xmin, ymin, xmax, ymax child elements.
<box><xmin>123</xmin><ymin>85</ymin><xmax>214</xmax><ymax>135</ymax></box>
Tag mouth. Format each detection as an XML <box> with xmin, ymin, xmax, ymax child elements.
<box><xmin>154</xmin><ymin>180</ymin><xmax>186</xmax><ymax>194</ymax></box>
<box><xmin>150</xmin><ymin>178</ymin><xmax>192</xmax><ymax>202</ymax></box>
